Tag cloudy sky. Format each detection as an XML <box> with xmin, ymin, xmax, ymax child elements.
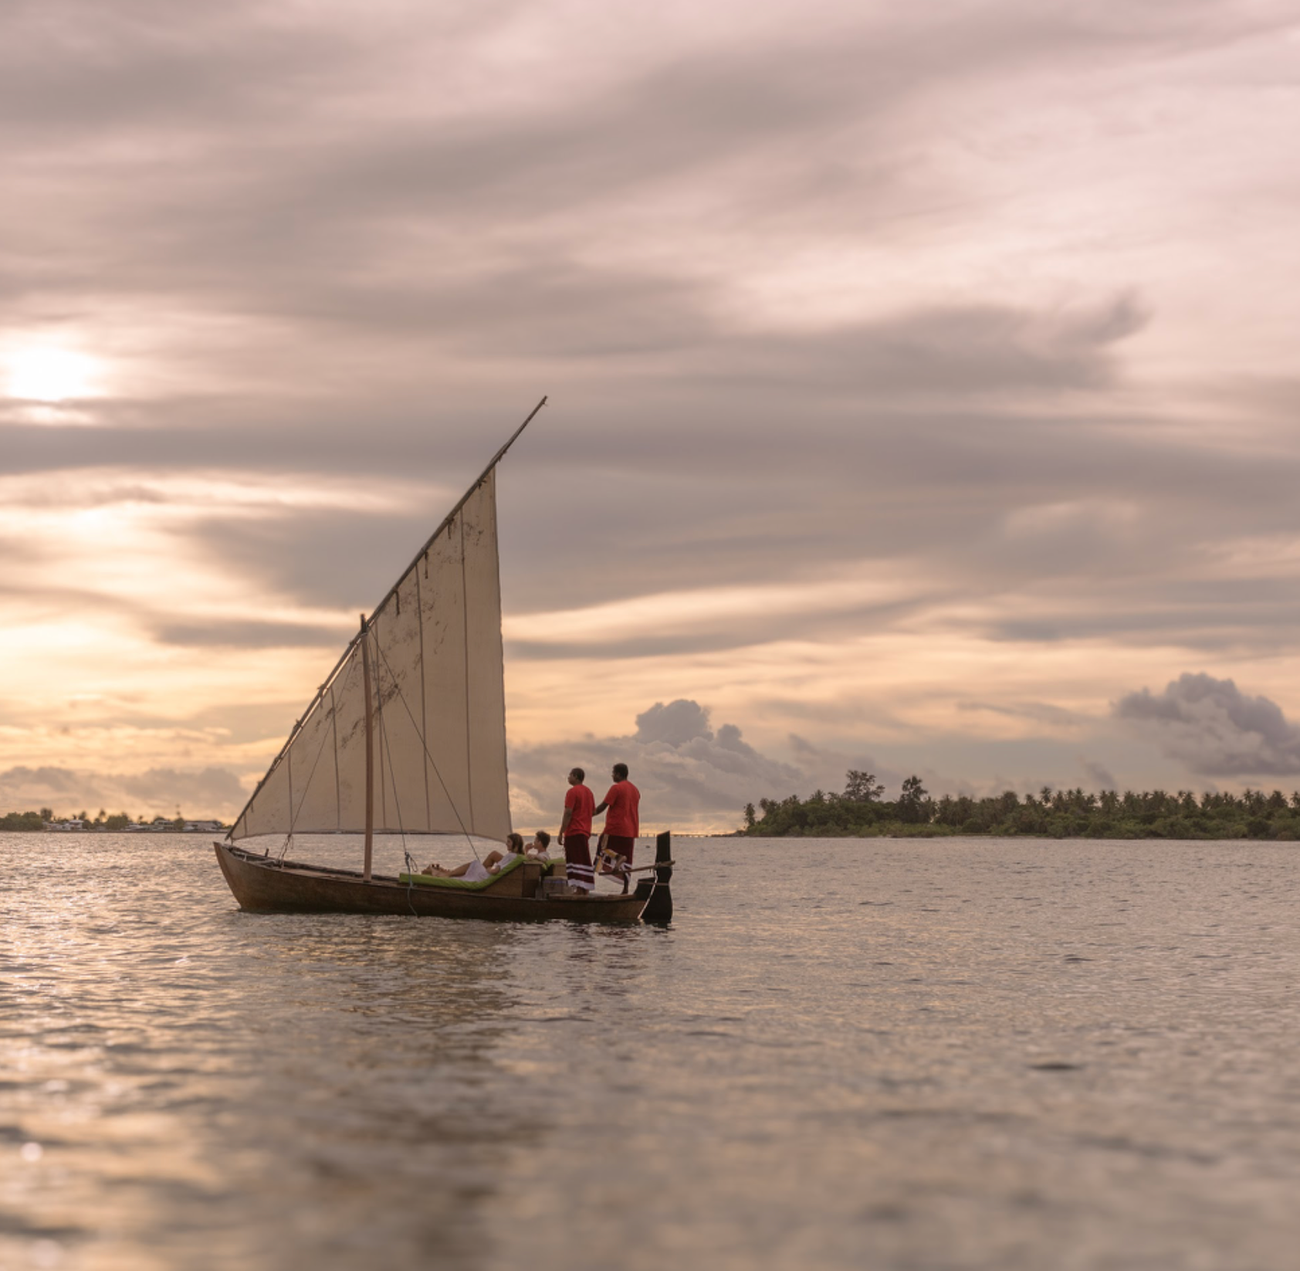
<box><xmin>3</xmin><ymin>0</ymin><xmax>1300</xmax><ymax>830</ymax></box>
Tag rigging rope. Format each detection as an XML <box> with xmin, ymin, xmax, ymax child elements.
<box><xmin>369</xmin><ymin>635</ymin><xmax>420</xmax><ymax>914</ymax></box>
<box><xmin>278</xmin><ymin>653</ymin><xmax>356</xmax><ymax>861</ymax></box>
<box><xmin>372</xmin><ymin>633</ymin><xmax>481</xmax><ymax>862</ymax></box>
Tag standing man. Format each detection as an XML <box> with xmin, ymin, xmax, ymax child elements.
<box><xmin>557</xmin><ymin>767</ymin><xmax>595</xmax><ymax>893</ymax></box>
<box><xmin>595</xmin><ymin>762</ymin><xmax>640</xmax><ymax>873</ymax></box>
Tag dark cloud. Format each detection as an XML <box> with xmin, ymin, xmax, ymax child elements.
<box><xmin>508</xmin><ymin>698</ymin><xmax>878</xmax><ymax>830</ymax></box>
<box><xmin>0</xmin><ymin>708</ymin><xmax>886</xmax><ymax>830</ymax></box>
<box><xmin>958</xmin><ymin>700</ymin><xmax>1085</xmax><ymax>728</ymax></box>
<box><xmin>9</xmin><ymin>366</ymin><xmax>1300</xmax><ymax>666</ymax></box>
<box><xmin>119</xmin><ymin>766</ymin><xmax>247</xmax><ymax>811</ymax></box>
<box><xmin>177</xmin><ymin>506</ymin><xmax>437</xmax><ymax>611</ymax></box>
<box><xmin>0</xmin><ymin>2</ymin><xmax>363</xmax><ymax>141</ymax></box>
<box><xmin>0</xmin><ymin>0</ymin><xmax>1292</xmax><ymax>654</ymax></box>
<box><xmin>6</xmin><ymin>1</ymin><xmax>1278</xmax><ymax>341</ymax></box>
<box><xmin>3</xmin><ymin>0</ymin><xmax>1299</xmax><ymax>803</ymax></box>
<box><xmin>705</xmin><ymin>294</ymin><xmax>1147</xmax><ymax>396</ymax></box>
<box><xmin>1115</xmin><ymin>673</ymin><xmax>1300</xmax><ymax>776</ymax></box>
<box><xmin>1079</xmin><ymin>757</ymin><xmax>1118</xmax><ymax>790</ymax></box>
<box><xmin>151</xmin><ymin>618</ymin><xmax>344</xmax><ymax>650</ymax></box>
<box><xmin>0</xmin><ymin>577</ymin><xmax>344</xmax><ymax>653</ymax></box>
<box><xmin>0</xmin><ymin>763</ymin><xmax>245</xmax><ymax>817</ymax></box>
<box><xmin>634</xmin><ymin>700</ymin><xmax>714</xmax><ymax>746</ymax></box>
<box><xmin>0</xmin><ymin>766</ymin><xmax>89</xmax><ymax>800</ymax></box>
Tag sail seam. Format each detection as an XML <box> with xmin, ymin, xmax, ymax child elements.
<box><xmin>330</xmin><ymin>681</ymin><xmax>341</xmax><ymax>832</ymax></box>
<box><xmin>488</xmin><ymin>470</ymin><xmax>512</xmax><ymax>838</ymax></box>
<box><xmin>415</xmin><ymin>565</ymin><xmax>431</xmax><ymax>830</ymax></box>
<box><xmin>375</xmin><ymin>673</ymin><xmax>407</xmax><ymax>862</ymax></box>
<box><xmin>361</xmin><ymin>396</ymin><xmax>545</xmax><ymax>629</ymax></box>
<box><xmin>284</xmin><ymin>692</ymin><xmax>339</xmax><ymax>843</ymax></box>
<box><xmin>373</xmin><ymin>636</ymin><xmax>478</xmax><ymax>858</ymax></box>
<box><xmin>285</xmin><ymin>740</ymin><xmax>293</xmax><ymax>854</ymax></box>
<box><xmin>374</xmin><ymin>615</ymin><xmax>387</xmax><ymax>831</ymax></box>
<box><xmin>461</xmin><ymin>513</ymin><xmax>474</xmax><ymax>833</ymax></box>
<box><xmin>225</xmin><ymin>637</ymin><xmax>360</xmax><ymax>840</ymax></box>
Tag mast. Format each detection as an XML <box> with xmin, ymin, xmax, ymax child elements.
<box><xmin>360</xmin><ymin>614</ymin><xmax>374</xmax><ymax>881</ymax></box>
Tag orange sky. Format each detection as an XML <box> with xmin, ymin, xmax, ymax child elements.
<box><xmin>4</xmin><ymin>2</ymin><xmax>1300</xmax><ymax>830</ymax></box>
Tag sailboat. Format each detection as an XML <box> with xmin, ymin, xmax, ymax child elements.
<box><xmin>214</xmin><ymin>399</ymin><xmax>673</xmax><ymax>922</ymax></box>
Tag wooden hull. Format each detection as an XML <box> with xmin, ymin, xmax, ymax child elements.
<box><xmin>214</xmin><ymin>841</ymin><xmax>652</xmax><ymax>923</ymax></box>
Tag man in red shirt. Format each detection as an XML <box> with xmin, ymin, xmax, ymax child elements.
<box><xmin>595</xmin><ymin>762</ymin><xmax>640</xmax><ymax>873</ymax></box>
<box><xmin>557</xmin><ymin>767</ymin><xmax>595</xmax><ymax>893</ymax></box>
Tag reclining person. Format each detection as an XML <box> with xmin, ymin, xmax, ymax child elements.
<box><xmin>423</xmin><ymin>833</ymin><xmax>525</xmax><ymax>881</ymax></box>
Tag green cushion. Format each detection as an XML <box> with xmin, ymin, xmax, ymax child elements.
<box><xmin>398</xmin><ymin>853</ymin><xmax>551</xmax><ymax>891</ymax></box>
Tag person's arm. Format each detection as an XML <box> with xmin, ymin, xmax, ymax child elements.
<box><xmin>558</xmin><ymin>804</ymin><xmax>573</xmax><ymax>839</ymax></box>
<box><xmin>594</xmin><ymin>801</ymin><xmax>608</xmax><ymax>815</ymax></box>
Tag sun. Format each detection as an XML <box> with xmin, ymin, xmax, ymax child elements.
<box><xmin>4</xmin><ymin>347</ymin><xmax>99</xmax><ymax>402</ymax></box>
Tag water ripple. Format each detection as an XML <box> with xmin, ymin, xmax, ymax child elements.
<box><xmin>3</xmin><ymin>834</ymin><xmax>1300</xmax><ymax>1269</ymax></box>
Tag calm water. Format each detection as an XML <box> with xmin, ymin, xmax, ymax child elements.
<box><xmin>3</xmin><ymin>834</ymin><xmax>1299</xmax><ymax>1271</ymax></box>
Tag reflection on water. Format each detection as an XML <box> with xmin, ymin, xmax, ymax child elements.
<box><xmin>4</xmin><ymin>834</ymin><xmax>1300</xmax><ymax>1269</ymax></box>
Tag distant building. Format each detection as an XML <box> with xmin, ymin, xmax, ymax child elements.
<box><xmin>28</xmin><ymin>817</ymin><xmax>228</xmax><ymax>833</ymax></box>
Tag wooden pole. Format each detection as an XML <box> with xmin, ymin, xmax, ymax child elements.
<box><xmin>360</xmin><ymin>614</ymin><xmax>374</xmax><ymax>881</ymax></box>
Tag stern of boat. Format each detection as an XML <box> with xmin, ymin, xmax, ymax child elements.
<box><xmin>633</xmin><ymin>831</ymin><xmax>673</xmax><ymax>925</ymax></box>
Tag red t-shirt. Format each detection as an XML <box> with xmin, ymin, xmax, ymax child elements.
<box><xmin>564</xmin><ymin>783</ymin><xmax>595</xmax><ymax>837</ymax></box>
<box><xmin>601</xmin><ymin>780</ymin><xmax>640</xmax><ymax>838</ymax></box>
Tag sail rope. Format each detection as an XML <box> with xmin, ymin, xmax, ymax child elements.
<box><xmin>372</xmin><ymin>635</ymin><xmax>481</xmax><ymax>863</ymax></box>
<box><xmin>369</xmin><ymin>641</ymin><xmax>419</xmax><ymax>914</ymax></box>
<box><xmin>279</xmin><ymin>654</ymin><xmax>356</xmax><ymax>861</ymax></box>
<box><xmin>224</xmin><ymin>626</ymin><xmax>362</xmax><ymax>843</ymax></box>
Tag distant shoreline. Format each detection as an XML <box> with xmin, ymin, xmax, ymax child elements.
<box><xmin>0</xmin><ymin>813</ymin><xmax>227</xmax><ymax>834</ymax></box>
<box><xmin>739</xmin><ymin>825</ymin><xmax>1299</xmax><ymax>841</ymax></box>
<box><xmin>741</xmin><ymin>778</ymin><xmax>1300</xmax><ymax>842</ymax></box>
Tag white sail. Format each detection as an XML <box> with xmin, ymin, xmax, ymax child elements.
<box><xmin>230</xmin><ymin>469</ymin><xmax>511</xmax><ymax>844</ymax></box>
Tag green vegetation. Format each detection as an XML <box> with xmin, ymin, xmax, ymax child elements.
<box><xmin>0</xmin><ymin>811</ymin><xmax>47</xmax><ymax>831</ymax></box>
<box><xmin>0</xmin><ymin>809</ymin><xmax>223</xmax><ymax>832</ymax></box>
<box><xmin>742</xmin><ymin>771</ymin><xmax>1300</xmax><ymax>840</ymax></box>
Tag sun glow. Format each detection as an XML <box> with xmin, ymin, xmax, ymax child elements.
<box><xmin>4</xmin><ymin>346</ymin><xmax>100</xmax><ymax>402</ymax></box>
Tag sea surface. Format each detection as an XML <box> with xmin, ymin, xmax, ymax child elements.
<box><xmin>3</xmin><ymin>834</ymin><xmax>1299</xmax><ymax>1271</ymax></box>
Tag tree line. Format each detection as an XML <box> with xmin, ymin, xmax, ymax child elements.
<box><xmin>742</xmin><ymin>772</ymin><xmax>1300</xmax><ymax>840</ymax></box>
<box><xmin>0</xmin><ymin>808</ymin><xmax>204</xmax><ymax>832</ymax></box>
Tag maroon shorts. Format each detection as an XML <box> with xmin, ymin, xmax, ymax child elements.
<box><xmin>563</xmin><ymin>833</ymin><xmax>594</xmax><ymax>890</ymax></box>
<box><xmin>602</xmin><ymin>835</ymin><xmax>635</xmax><ymax>868</ymax></box>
